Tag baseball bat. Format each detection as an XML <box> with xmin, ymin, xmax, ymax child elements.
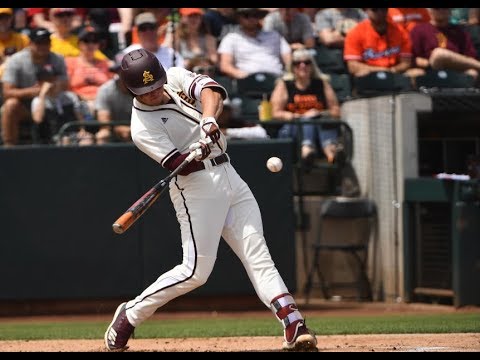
<box><xmin>112</xmin><ymin>139</ymin><xmax>210</xmax><ymax>234</ymax></box>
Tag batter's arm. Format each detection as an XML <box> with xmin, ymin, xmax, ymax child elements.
<box><xmin>200</xmin><ymin>87</ymin><xmax>224</xmax><ymax>120</ymax></box>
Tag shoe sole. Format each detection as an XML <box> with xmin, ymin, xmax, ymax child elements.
<box><xmin>283</xmin><ymin>334</ymin><xmax>318</xmax><ymax>352</ymax></box>
<box><xmin>104</xmin><ymin>302</ymin><xmax>129</xmax><ymax>352</ymax></box>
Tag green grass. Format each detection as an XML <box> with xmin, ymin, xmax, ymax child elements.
<box><xmin>0</xmin><ymin>313</ymin><xmax>478</xmax><ymax>340</ymax></box>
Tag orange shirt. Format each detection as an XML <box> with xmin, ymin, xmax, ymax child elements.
<box><xmin>388</xmin><ymin>8</ymin><xmax>430</xmax><ymax>33</ymax></box>
<box><xmin>344</xmin><ymin>19</ymin><xmax>412</xmax><ymax>68</ymax></box>
<box><xmin>65</xmin><ymin>56</ymin><xmax>113</xmax><ymax>100</ymax></box>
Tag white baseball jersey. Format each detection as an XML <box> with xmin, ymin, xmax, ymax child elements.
<box><xmin>124</xmin><ymin>66</ymin><xmax>290</xmax><ymax>329</ymax></box>
<box><xmin>130</xmin><ymin>67</ymin><xmax>228</xmax><ymax>167</ymax></box>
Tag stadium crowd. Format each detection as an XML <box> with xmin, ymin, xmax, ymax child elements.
<box><xmin>0</xmin><ymin>7</ymin><xmax>479</xmax><ymax>156</ymax></box>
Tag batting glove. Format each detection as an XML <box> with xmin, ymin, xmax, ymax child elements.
<box><xmin>188</xmin><ymin>139</ymin><xmax>211</xmax><ymax>161</ymax></box>
<box><xmin>200</xmin><ymin>117</ymin><xmax>221</xmax><ymax>144</ymax></box>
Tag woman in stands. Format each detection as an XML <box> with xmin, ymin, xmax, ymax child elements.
<box><xmin>271</xmin><ymin>48</ymin><xmax>341</xmax><ymax>167</ymax></box>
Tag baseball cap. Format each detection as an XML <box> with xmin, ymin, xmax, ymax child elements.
<box><xmin>50</xmin><ymin>8</ymin><xmax>75</xmax><ymax>16</ymax></box>
<box><xmin>0</xmin><ymin>8</ymin><xmax>13</xmax><ymax>16</ymax></box>
<box><xmin>134</xmin><ymin>12</ymin><xmax>157</xmax><ymax>27</ymax></box>
<box><xmin>29</xmin><ymin>28</ymin><xmax>51</xmax><ymax>43</ymax></box>
<box><xmin>179</xmin><ymin>8</ymin><xmax>204</xmax><ymax>17</ymax></box>
<box><xmin>77</xmin><ymin>26</ymin><xmax>100</xmax><ymax>42</ymax></box>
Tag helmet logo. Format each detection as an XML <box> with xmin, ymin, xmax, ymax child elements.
<box><xmin>143</xmin><ymin>70</ymin><xmax>154</xmax><ymax>85</ymax></box>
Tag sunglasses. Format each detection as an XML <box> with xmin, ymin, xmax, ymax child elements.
<box><xmin>293</xmin><ymin>60</ymin><xmax>312</xmax><ymax>66</ymax></box>
<box><xmin>192</xmin><ymin>65</ymin><xmax>216</xmax><ymax>74</ymax></box>
<box><xmin>138</xmin><ymin>23</ymin><xmax>157</xmax><ymax>32</ymax></box>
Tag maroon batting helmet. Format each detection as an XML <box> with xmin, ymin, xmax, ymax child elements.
<box><xmin>120</xmin><ymin>48</ymin><xmax>167</xmax><ymax>96</ymax></box>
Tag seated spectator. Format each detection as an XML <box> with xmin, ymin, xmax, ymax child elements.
<box><xmin>94</xmin><ymin>61</ymin><xmax>133</xmax><ymax>144</ymax></box>
<box><xmin>48</xmin><ymin>8</ymin><xmax>111</xmax><ymax>63</ymax></box>
<box><xmin>344</xmin><ymin>8</ymin><xmax>412</xmax><ymax>78</ymax></box>
<box><xmin>65</xmin><ymin>26</ymin><xmax>114</xmax><ymax>116</ymax></box>
<box><xmin>130</xmin><ymin>8</ymin><xmax>172</xmax><ymax>47</ymax></box>
<box><xmin>388</xmin><ymin>8</ymin><xmax>430</xmax><ymax>33</ymax></box>
<box><xmin>26</xmin><ymin>8</ymin><xmax>85</xmax><ymax>33</ymax></box>
<box><xmin>186</xmin><ymin>55</ymin><xmax>268</xmax><ymax>140</ymax></box>
<box><xmin>117</xmin><ymin>12</ymin><xmax>184</xmax><ymax>70</ymax></box>
<box><xmin>315</xmin><ymin>8</ymin><xmax>367</xmax><ymax>49</ymax></box>
<box><xmin>1</xmin><ymin>28</ymin><xmax>68</xmax><ymax>146</ymax></box>
<box><xmin>410</xmin><ymin>8</ymin><xmax>480</xmax><ymax>79</ymax></box>
<box><xmin>203</xmin><ymin>8</ymin><xmax>238</xmax><ymax>42</ymax></box>
<box><xmin>263</xmin><ymin>8</ymin><xmax>316</xmax><ymax>50</ymax></box>
<box><xmin>0</xmin><ymin>8</ymin><xmax>30</xmax><ymax>78</ymax></box>
<box><xmin>271</xmin><ymin>48</ymin><xmax>341</xmax><ymax>166</ymax></box>
<box><xmin>31</xmin><ymin>67</ymin><xmax>94</xmax><ymax>145</ymax></box>
<box><xmin>218</xmin><ymin>8</ymin><xmax>291</xmax><ymax>79</ymax></box>
<box><xmin>175</xmin><ymin>8</ymin><xmax>218</xmax><ymax>69</ymax></box>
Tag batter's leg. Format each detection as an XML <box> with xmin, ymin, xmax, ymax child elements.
<box><xmin>221</xmin><ymin>165</ymin><xmax>317</xmax><ymax>351</ymax></box>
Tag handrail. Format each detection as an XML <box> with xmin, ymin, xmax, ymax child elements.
<box><xmin>56</xmin><ymin>120</ymin><xmax>131</xmax><ymax>139</ymax></box>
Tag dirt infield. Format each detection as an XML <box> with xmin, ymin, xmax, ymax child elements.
<box><xmin>1</xmin><ymin>301</ymin><xmax>479</xmax><ymax>352</ymax></box>
<box><xmin>1</xmin><ymin>333</ymin><xmax>479</xmax><ymax>352</ymax></box>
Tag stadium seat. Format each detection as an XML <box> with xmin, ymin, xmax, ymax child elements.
<box><xmin>313</xmin><ymin>45</ymin><xmax>347</xmax><ymax>74</ymax></box>
<box><xmin>353</xmin><ymin>71</ymin><xmax>413</xmax><ymax>97</ymax></box>
<box><xmin>236</xmin><ymin>72</ymin><xmax>278</xmax><ymax>99</ymax></box>
<box><xmin>414</xmin><ymin>69</ymin><xmax>476</xmax><ymax>90</ymax></box>
<box><xmin>328</xmin><ymin>73</ymin><xmax>353</xmax><ymax>103</ymax></box>
<box><xmin>304</xmin><ymin>197</ymin><xmax>377</xmax><ymax>302</ymax></box>
<box><xmin>216</xmin><ymin>75</ymin><xmax>238</xmax><ymax>98</ymax></box>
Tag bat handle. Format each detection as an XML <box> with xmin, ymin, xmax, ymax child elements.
<box><xmin>186</xmin><ymin>137</ymin><xmax>213</xmax><ymax>162</ymax></box>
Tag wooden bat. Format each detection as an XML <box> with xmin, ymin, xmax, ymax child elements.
<box><xmin>112</xmin><ymin>140</ymin><xmax>210</xmax><ymax>234</ymax></box>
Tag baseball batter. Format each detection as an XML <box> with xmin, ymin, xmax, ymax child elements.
<box><xmin>104</xmin><ymin>48</ymin><xmax>317</xmax><ymax>352</ymax></box>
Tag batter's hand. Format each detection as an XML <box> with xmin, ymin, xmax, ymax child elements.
<box><xmin>189</xmin><ymin>139</ymin><xmax>211</xmax><ymax>161</ymax></box>
<box><xmin>200</xmin><ymin>117</ymin><xmax>221</xmax><ymax>144</ymax></box>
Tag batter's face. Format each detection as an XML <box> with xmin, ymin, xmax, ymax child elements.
<box><xmin>136</xmin><ymin>86</ymin><xmax>167</xmax><ymax>106</ymax></box>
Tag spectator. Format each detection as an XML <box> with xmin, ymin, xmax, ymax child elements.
<box><xmin>31</xmin><ymin>66</ymin><xmax>94</xmax><ymax>145</ymax></box>
<box><xmin>263</xmin><ymin>8</ymin><xmax>316</xmax><ymax>50</ymax></box>
<box><xmin>0</xmin><ymin>8</ymin><xmax>30</xmax><ymax>78</ymax></box>
<box><xmin>65</xmin><ymin>26</ymin><xmax>114</xmax><ymax>116</ymax></box>
<box><xmin>387</xmin><ymin>8</ymin><xmax>431</xmax><ymax>33</ymax></box>
<box><xmin>117</xmin><ymin>12</ymin><xmax>184</xmax><ymax>70</ymax></box>
<box><xmin>187</xmin><ymin>55</ymin><xmax>269</xmax><ymax>140</ymax></box>
<box><xmin>203</xmin><ymin>8</ymin><xmax>238</xmax><ymax>42</ymax></box>
<box><xmin>130</xmin><ymin>8</ymin><xmax>172</xmax><ymax>47</ymax></box>
<box><xmin>271</xmin><ymin>48</ymin><xmax>341</xmax><ymax>165</ymax></box>
<box><xmin>12</xmin><ymin>8</ymin><xmax>27</xmax><ymax>31</ymax></box>
<box><xmin>315</xmin><ymin>8</ymin><xmax>367</xmax><ymax>48</ymax></box>
<box><xmin>48</xmin><ymin>8</ymin><xmax>111</xmax><ymax>63</ymax></box>
<box><xmin>344</xmin><ymin>8</ymin><xmax>412</xmax><ymax>77</ymax></box>
<box><xmin>94</xmin><ymin>61</ymin><xmax>133</xmax><ymax>144</ymax></box>
<box><xmin>175</xmin><ymin>8</ymin><xmax>218</xmax><ymax>69</ymax></box>
<box><xmin>218</xmin><ymin>8</ymin><xmax>291</xmax><ymax>79</ymax></box>
<box><xmin>410</xmin><ymin>8</ymin><xmax>480</xmax><ymax>79</ymax></box>
<box><xmin>26</xmin><ymin>8</ymin><xmax>85</xmax><ymax>34</ymax></box>
<box><xmin>1</xmin><ymin>28</ymin><xmax>68</xmax><ymax>146</ymax></box>
<box><xmin>83</xmin><ymin>9</ymin><xmax>123</xmax><ymax>59</ymax></box>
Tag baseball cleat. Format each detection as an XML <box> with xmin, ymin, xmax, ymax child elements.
<box><xmin>282</xmin><ymin>321</ymin><xmax>318</xmax><ymax>352</ymax></box>
<box><xmin>104</xmin><ymin>302</ymin><xmax>135</xmax><ymax>351</ymax></box>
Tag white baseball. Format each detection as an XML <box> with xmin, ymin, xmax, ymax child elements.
<box><xmin>266</xmin><ymin>157</ymin><xmax>283</xmax><ymax>173</ymax></box>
